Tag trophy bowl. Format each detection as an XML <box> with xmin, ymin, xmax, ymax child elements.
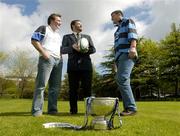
<box><xmin>86</xmin><ymin>97</ymin><xmax>119</xmax><ymax>130</ymax></box>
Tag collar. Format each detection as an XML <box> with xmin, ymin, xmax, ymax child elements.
<box><xmin>115</xmin><ymin>17</ymin><xmax>126</xmax><ymax>27</ymax></box>
<box><xmin>48</xmin><ymin>25</ymin><xmax>58</xmax><ymax>33</ymax></box>
<box><xmin>73</xmin><ymin>32</ymin><xmax>81</xmax><ymax>38</ymax></box>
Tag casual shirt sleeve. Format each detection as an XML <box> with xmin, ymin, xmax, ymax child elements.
<box><xmin>31</xmin><ymin>26</ymin><xmax>46</xmax><ymax>42</ymax></box>
<box><xmin>127</xmin><ymin>19</ymin><xmax>138</xmax><ymax>42</ymax></box>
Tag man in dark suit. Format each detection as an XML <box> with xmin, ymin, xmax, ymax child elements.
<box><xmin>61</xmin><ymin>20</ymin><xmax>96</xmax><ymax>114</ymax></box>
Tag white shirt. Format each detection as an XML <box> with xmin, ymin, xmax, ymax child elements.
<box><xmin>41</xmin><ymin>26</ymin><xmax>62</xmax><ymax>58</ymax></box>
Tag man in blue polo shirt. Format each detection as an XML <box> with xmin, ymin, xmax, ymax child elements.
<box><xmin>31</xmin><ymin>13</ymin><xmax>63</xmax><ymax>116</ymax></box>
<box><xmin>111</xmin><ymin>10</ymin><xmax>138</xmax><ymax>116</ymax></box>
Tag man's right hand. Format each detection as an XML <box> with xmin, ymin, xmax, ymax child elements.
<box><xmin>31</xmin><ymin>40</ymin><xmax>50</xmax><ymax>60</ymax></box>
<box><xmin>72</xmin><ymin>43</ymin><xmax>80</xmax><ymax>52</ymax></box>
<box><xmin>42</xmin><ymin>51</ymin><xmax>50</xmax><ymax>60</ymax></box>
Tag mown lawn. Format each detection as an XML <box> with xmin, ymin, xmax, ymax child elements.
<box><xmin>0</xmin><ymin>99</ymin><xmax>180</xmax><ymax>136</ymax></box>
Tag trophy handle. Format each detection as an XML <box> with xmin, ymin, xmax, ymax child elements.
<box><xmin>80</xmin><ymin>97</ymin><xmax>95</xmax><ymax>129</ymax></box>
<box><xmin>108</xmin><ymin>98</ymin><xmax>122</xmax><ymax>129</ymax></box>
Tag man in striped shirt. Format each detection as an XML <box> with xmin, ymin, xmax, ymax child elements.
<box><xmin>111</xmin><ymin>10</ymin><xmax>138</xmax><ymax>116</ymax></box>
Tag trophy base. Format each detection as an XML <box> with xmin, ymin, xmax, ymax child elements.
<box><xmin>90</xmin><ymin>116</ymin><xmax>109</xmax><ymax>130</ymax></box>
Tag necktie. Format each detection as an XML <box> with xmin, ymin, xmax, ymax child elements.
<box><xmin>77</xmin><ymin>33</ymin><xmax>80</xmax><ymax>45</ymax></box>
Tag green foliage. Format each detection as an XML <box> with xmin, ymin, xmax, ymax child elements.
<box><xmin>160</xmin><ymin>23</ymin><xmax>180</xmax><ymax>96</ymax></box>
<box><xmin>0</xmin><ymin>78</ymin><xmax>16</xmax><ymax>97</ymax></box>
<box><xmin>60</xmin><ymin>74</ymin><xmax>69</xmax><ymax>100</ymax></box>
<box><xmin>3</xmin><ymin>87</ymin><xmax>18</xmax><ymax>98</ymax></box>
<box><xmin>132</xmin><ymin>38</ymin><xmax>162</xmax><ymax>98</ymax></box>
<box><xmin>96</xmin><ymin>48</ymin><xmax>119</xmax><ymax>97</ymax></box>
<box><xmin>8</xmin><ymin>49</ymin><xmax>37</xmax><ymax>78</ymax></box>
<box><xmin>0</xmin><ymin>52</ymin><xmax>8</xmax><ymax>62</ymax></box>
<box><xmin>0</xmin><ymin>77</ymin><xmax>35</xmax><ymax>99</ymax></box>
<box><xmin>7</xmin><ymin>49</ymin><xmax>37</xmax><ymax>98</ymax></box>
<box><xmin>20</xmin><ymin>80</ymin><xmax>35</xmax><ymax>99</ymax></box>
<box><xmin>91</xmin><ymin>67</ymin><xmax>103</xmax><ymax>96</ymax></box>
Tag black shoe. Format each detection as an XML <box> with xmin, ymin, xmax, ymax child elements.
<box><xmin>120</xmin><ymin>110</ymin><xmax>137</xmax><ymax>116</ymax></box>
<box><xmin>70</xmin><ymin>108</ymin><xmax>77</xmax><ymax>115</ymax></box>
<box><xmin>70</xmin><ymin>111</ymin><xmax>77</xmax><ymax>115</ymax></box>
<box><xmin>48</xmin><ymin>111</ymin><xmax>58</xmax><ymax>115</ymax></box>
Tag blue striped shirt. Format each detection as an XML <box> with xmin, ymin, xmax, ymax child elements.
<box><xmin>114</xmin><ymin>18</ymin><xmax>138</xmax><ymax>61</ymax></box>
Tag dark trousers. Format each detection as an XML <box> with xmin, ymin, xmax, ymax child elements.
<box><xmin>68</xmin><ymin>70</ymin><xmax>92</xmax><ymax>113</ymax></box>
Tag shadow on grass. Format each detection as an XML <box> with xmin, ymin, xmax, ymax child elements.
<box><xmin>44</xmin><ymin>112</ymin><xmax>85</xmax><ymax>116</ymax></box>
<box><xmin>0</xmin><ymin>112</ymin><xmax>31</xmax><ymax>116</ymax></box>
<box><xmin>0</xmin><ymin>112</ymin><xmax>85</xmax><ymax>117</ymax></box>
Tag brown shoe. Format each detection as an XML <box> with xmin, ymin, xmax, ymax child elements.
<box><xmin>120</xmin><ymin>110</ymin><xmax>137</xmax><ymax>116</ymax></box>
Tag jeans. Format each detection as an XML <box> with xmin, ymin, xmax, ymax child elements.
<box><xmin>116</xmin><ymin>52</ymin><xmax>137</xmax><ymax>111</ymax></box>
<box><xmin>32</xmin><ymin>56</ymin><xmax>63</xmax><ymax>116</ymax></box>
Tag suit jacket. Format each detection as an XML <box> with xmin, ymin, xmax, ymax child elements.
<box><xmin>61</xmin><ymin>33</ymin><xmax>96</xmax><ymax>72</ymax></box>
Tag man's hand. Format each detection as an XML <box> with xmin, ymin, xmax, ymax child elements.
<box><xmin>31</xmin><ymin>40</ymin><xmax>50</xmax><ymax>60</ymax></box>
<box><xmin>128</xmin><ymin>40</ymin><xmax>137</xmax><ymax>59</ymax></box>
<box><xmin>42</xmin><ymin>50</ymin><xmax>50</xmax><ymax>60</ymax></box>
<box><xmin>72</xmin><ymin>43</ymin><xmax>80</xmax><ymax>52</ymax></box>
<box><xmin>128</xmin><ymin>47</ymin><xmax>137</xmax><ymax>59</ymax></box>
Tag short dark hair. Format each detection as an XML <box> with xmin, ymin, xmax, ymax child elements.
<box><xmin>111</xmin><ymin>10</ymin><xmax>123</xmax><ymax>17</ymax></box>
<box><xmin>47</xmin><ymin>13</ymin><xmax>61</xmax><ymax>25</ymax></box>
<box><xmin>70</xmin><ymin>20</ymin><xmax>81</xmax><ymax>30</ymax></box>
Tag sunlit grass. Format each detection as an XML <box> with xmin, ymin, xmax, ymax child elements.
<box><xmin>0</xmin><ymin>99</ymin><xmax>180</xmax><ymax>136</ymax></box>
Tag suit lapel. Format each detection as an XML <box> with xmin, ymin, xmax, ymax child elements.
<box><xmin>81</xmin><ymin>34</ymin><xmax>85</xmax><ymax>38</ymax></box>
<box><xmin>69</xmin><ymin>33</ymin><xmax>87</xmax><ymax>43</ymax></box>
<box><xmin>69</xmin><ymin>33</ymin><xmax>77</xmax><ymax>43</ymax></box>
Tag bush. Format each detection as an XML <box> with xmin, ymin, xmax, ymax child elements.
<box><xmin>21</xmin><ymin>88</ymin><xmax>34</xmax><ymax>99</ymax></box>
<box><xmin>2</xmin><ymin>87</ymin><xmax>18</xmax><ymax>98</ymax></box>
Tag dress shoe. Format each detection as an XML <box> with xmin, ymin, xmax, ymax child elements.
<box><xmin>70</xmin><ymin>111</ymin><xmax>77</xmax><ymax>115</ymax></box>
<box><xmin>48</xmin><ymin>111</ymin><xmax>58</xmax><ymax>115</ymax></box>
<box><xmin>120</xmin><ymin>110</ymin><xmax>137</xmax><ymax>116</ymax></box>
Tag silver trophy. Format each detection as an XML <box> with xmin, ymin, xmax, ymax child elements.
<box><xmin>85</xmin><ymin>97</ymin><xmax>122</xmax><ymax>130</ymax></box>
<box><xmin>43</xmin><ymin>97</ymin><xmax>122</xmax><ymax>130</ymax></box>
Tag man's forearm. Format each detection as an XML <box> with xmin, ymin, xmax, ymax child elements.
<box><xmin>130</xmin><ymin>40</ymin><xmax>137</xmax><ymax>52</ymax></box>
<box><xmin>31</xmin><ymin>40</ymin><xmax>46</xmax><ymax>55</ymax></box>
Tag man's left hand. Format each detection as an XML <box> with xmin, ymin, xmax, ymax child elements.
<box><xmin>128</xmin><ymin>47</ymin><xmax>137</xmax><ymax>59</ymax></box>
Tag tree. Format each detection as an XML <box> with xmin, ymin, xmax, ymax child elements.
<box><xmin>60</xmin><ymin>74</ymin><xmax>69</xmax><ymax>100</ymax></box>
<box><xmin>160</xmin><ymin>23</ymin><xmax>180</xmax><ymax>96</ymax></box>
<box><xmin>98</xmin><ymin>48</ymin><xmax>120</xmax><ymax>97</ymax></box>
<box><xmin>99</xmin><ymin>39</ymin><xmax>163</xmax><ymax>99</ymax></box>
<box><xmin>132</xmin><ymin>38</ymin><xmax>163</xmax><ymax>99</ymax></box>
<box><xmin>0</xmin><ymin>52</ymin><xmax>8</xmax><ymax>76</ymax></box>
<box><xmin>0</xmin><ymin>78</ymin><xmax>17</xmax><ymax>98</ymax></box>
<box><xmin>91</xmin><ymin>64</ymin><xmax>103</xmax><ymax>96</ymax></box>
<box><xmin>8</xmin><ymin>49</ymin><xmax>37</xmax><ymax>98</ymax></box>
<box><xmin>0</xmin><ymin>52</ymin><xmax>9</xmax><ymax>97</ymax></box>
<box><xmin>0</xmin><ymin>52</ymin><xmax>8</xmax><ymax>62</ymax></box>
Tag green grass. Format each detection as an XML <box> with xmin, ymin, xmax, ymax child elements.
<box><xmin>0</xmin><ymin>99</ymin><xmax>180</xmax><ymax>136</ymax></box>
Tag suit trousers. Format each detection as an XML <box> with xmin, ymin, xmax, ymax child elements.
<box><xmin>68</xmin><ymin>70</ymin><xmax>92</xmax><ymax>113</ymax></box>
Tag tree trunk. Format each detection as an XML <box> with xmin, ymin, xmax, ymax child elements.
<box><xmin>175</xmin><ymin>78</ymin><xmax>179</xmax><ymax>97</ymax></box>
<box><xmin>20</xmin><ymin>78</ymin><xmax>26</xmax><ymax>98</ymax></box>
